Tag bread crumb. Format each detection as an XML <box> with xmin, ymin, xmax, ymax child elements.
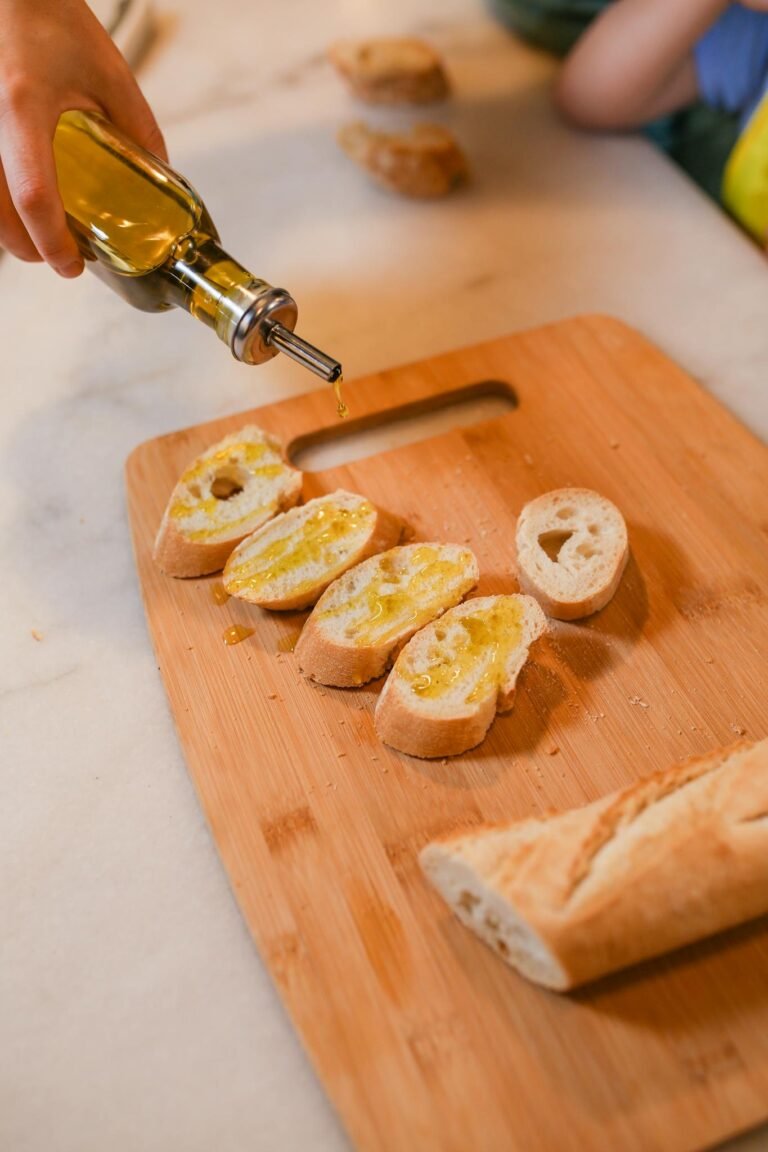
<box><xmin>338</xmin><ymin>752</ymin><xmax>347</xmax><ymax>758</ymax></box>
<box><xmin>30</xmin><ymin>629</ymin><xmax>43</xmax><ymax>642</ymax></box>
<box><xmin>628</xmin><ymin>696</ymin><xmax>649</xmax><ymax>708</ymax></box>
<box><xmin>441</xmin><ymin>758</ymin><xmax>448</xmax><ymax>766</ymax></box>
<box><xmin>523</xmin><ymin>454</ymin><xmax>534</xmax><ymax>466</ymax></box>
<box><xmin>609</xmin><ymin>439</ymin><xmax>620</xmax><ymax>449</ymax></box>
<box><xmin>546</xmin><ymin>745</ymin><xmax>559</xmax><ymax>756</ymax></box>
<box><xmin>267</xmin><ymin>693</ymin><xmax>278</xmax><ymax>700</ymax></box>
<box><xmin>730</xmin><ymin>723</ymin><xmax>746</xmax><ymax>736</ymax></box>
<box><xmin>704</xmin><ymin>656</ymin><xmax>715</xmax><ymax>664</ymax></box>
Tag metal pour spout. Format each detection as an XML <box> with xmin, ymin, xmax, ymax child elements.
<box><xmin>266</xmin><ymin>322</ymin><xmax>343</xmax><ymax>383</ymax></box>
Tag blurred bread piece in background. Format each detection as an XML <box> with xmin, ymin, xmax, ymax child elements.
<box><xmin>328</xmin><ymin>37</ymin><xmax>450</xmax><ymax>104</ymax></box>
<box><xmin>338</xmin><ymin>122</ymin><xmax>468</xmax><ymax>198</ymax></box>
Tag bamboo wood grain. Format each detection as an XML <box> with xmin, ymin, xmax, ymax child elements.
<box><xmin>125</xmin><ymin>316</ymin><xmax>768</xmax><ymax>1152</ymax></box>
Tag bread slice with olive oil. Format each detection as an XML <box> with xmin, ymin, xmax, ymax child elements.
<box><xmin>515</xmin><ymin>488</ymin><xmax>628</xmax><ymax>621</ymax></box>
<box><xmin>222</xmin><ymin>489</ymin><xmax>402</xmax><ymax>611</ymax></box>
<box><xmin>375</xmin><ymin>594</ymin><xmax>546</xmax><ymax>758</ymax></box>
<box><xmin>153</xmin><ymin>426</ymin><xmax>303</xmax><ymax>578</ymax></box>
<box><xmin>296</xmin><ymin>543</ymin><xmax>479</xmax><ymax>687</ymax></box>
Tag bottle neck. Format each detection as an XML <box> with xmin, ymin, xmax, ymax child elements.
<box><xmin>163</xmin><ymin>233</ymin><xmax>298</xmax><ymax>364</ymax></box>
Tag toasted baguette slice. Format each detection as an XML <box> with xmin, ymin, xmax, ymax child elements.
<box><xmin>420</xmin><ymin>738</ymin><xmax>768</xmax><ymax>991</ymax></box>
<box><xmin>328</xmin><ymin>37</ymin><xmax>449</xmax><ymax>104</ymax></box>
<box><xmin>338</xmin><ymin>122</ymin><xmax>468</xmax><ymax>199</ymax></box>
<box><xmin>153</xmin><ymin>426</ymin><xmax>302</xmax><ymax>578</ymax></box>
<box><xmin>222</xmin><ymin>490</ymin><xmax>401</xmax><ymax>611</ymax></box>
<box><xmin>375</xmin><ymin>594</ymin><xmax>546</xmax><ymax>759</ymax></box>
<box><xmin>296</xmin><ymin>543</ymin><xmax>480</xmax><ymax>687</ymax></box>
<box><xmin>515</xmin><ymin>488</ymin><xmax>628</xmax><ymax>620</ymax></box>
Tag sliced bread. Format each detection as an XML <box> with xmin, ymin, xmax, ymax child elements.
<box><xmin>420</xmin><ymin>738</ymin><xmax>768</xmax><ymax>991</ymax></box>
<box><xmin>296</xmin><ymin>543</ymin><xmax>479</xmax><ymax>687</ymax></box>
<box><xmin>153</xmin><ymin>426</ymin><xmax>302</xmax><ymax>578</ymax></box>
<box><xmin>375</xmin><ymin>594</ymin><xmax>546</xmax><ymax>758</ymax></box>
<box><xmin>328</xmin><ymin>37</ymin><xmax>450</xmax><ymax>104</ymax></box>
<box><xmin>338</xmin><ymin>122</ymin><xmax>468</xmax><ymax>199</ymax></box>
<box><xmin>515</xmin><ymin>487</ymin><xmax>628</xmax><ymax>620</ymax></box>
<box><xmin>222</xmin><ymin>490</ymin><xmax>402</xmax><ymax>611</ymax></box>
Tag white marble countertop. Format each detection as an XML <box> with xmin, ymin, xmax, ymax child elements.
<box><xmin>2</xmin><ymin>2</ymin><xmax>767</xmax><ymax>1150</ymax></box>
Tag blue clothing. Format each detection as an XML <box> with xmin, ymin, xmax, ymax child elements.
<box><xmin>694</xmin><ymin>5</ymin><xmax>768</xmax><ymax>126</ymax></box>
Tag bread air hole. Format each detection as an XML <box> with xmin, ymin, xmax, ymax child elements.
<box><xmin>576</xmin><ymin>543</ymin><xmax>598</xmax><ymax>559</ymax></box>
<box><xmin>458</xmin><ymin>890</ymin><xmax>480</xmax><ymax>913</ymax></box>
<box><xmin>538</xmin><ymin>530</ymin><xmax>573</xmax><ymax>562</ymax></box>
<box><xmin>211</xmin><ymin>467</ymin><xmax>248</xmax><ymax>501</ymax></box>
<box><xmin>556</xmin><ymin>507</ymin><xmax>574</xmax><ymax>519</ymax></box>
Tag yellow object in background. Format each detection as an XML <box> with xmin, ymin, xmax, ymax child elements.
<box><xmin>722</xmin><ymin>94</ymin><xmax>768</xmax><ymax>244</ymax></box>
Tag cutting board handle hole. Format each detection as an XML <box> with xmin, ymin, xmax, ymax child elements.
<box><xmin>289</xmin><ymin>380</ymin><xmax>518</xmax><ymax>473</ymax></box>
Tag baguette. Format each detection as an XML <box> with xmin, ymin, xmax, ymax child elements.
<box><xmin>153</xmin><ymin>426</ymin><xmax>302</xmax><ymax>578</ymax></box>
<box><xmin>328</xmin><ymin>37</ymin><xmax>450</xmax><ymax>105</ymax></box>
<box><xmin>338</xmin><ymin>122</ymin><xmax>468</xmax><ymax>199</ymax></box>
<box><xmin>296</xmin><ymin>543</ymin><xmax>479</xmax><ymax>687</ymax></box>
<box><xmin>421</xmin><ymin>738</ymin><xmax>768</xmax><ymax>991</ymax></box>
<box><xmin>222</xmin><ymin>490</ymin><xmax>401</xmax><ymax>611</ymax></box>
<box><xmin>375</xmin><ymin>594</ymin><xmax>546</xmax><ymax>758</ymax></box>
<box><xmin>515</xmin><ymin>488</ymin><xmax>628</xmax><ymax>620</ymax></box>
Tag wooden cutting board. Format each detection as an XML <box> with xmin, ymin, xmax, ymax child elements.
<box><xmin>126</xmin><ymin>316</ymin><xmax>768</xmax><ymax>1152</ymax></box>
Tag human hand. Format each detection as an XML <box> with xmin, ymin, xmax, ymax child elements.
<box><xmin>0</xmin><ymin>0</ymin><xmax>166</xmax><ymax>277</ymax></box>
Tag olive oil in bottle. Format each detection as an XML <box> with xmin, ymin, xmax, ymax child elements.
<box><xmin>52</xmin><ymin>110</ymin><xmax>342</xmax><ymax>385</ymax></box>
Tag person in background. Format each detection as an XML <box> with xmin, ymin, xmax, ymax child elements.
<box><xmin>491</xmin><ymin>0</ymin><xmax>768</xmax><ymax>243</ymax></box>
<box><xmin>0</xmin><ymin>0</ymin><xmax>164</xmax><ymax>278</ymax></box>
<box><xmin>3</xmin><ymin>1</ymin><xmax>768</xmax><ymax>271</ymax></box>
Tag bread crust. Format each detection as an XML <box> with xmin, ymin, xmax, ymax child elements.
<box><xmin>515</xmin><ymin>487</ymin><xmax>628</xmax><ymax>620</ymax></box>
<box><xmin>375</xmin><ymin>594</ymin><xmax>546</xmax><ymax>759</ymax></box>
<box><xmin>328</xmin><ymin>37</ymin><xmax>450</xmax><ymax>104</ymax></box>
<box><xmin>421</xmin><ymin>738</ymin><xmax>768</xmax><ymax>990</ymax></box>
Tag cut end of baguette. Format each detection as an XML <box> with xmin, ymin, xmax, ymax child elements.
<box><xmin>338</xmin><ymin>122</ymin><xmax>468</xmax><ymax>199</ymax></box>
<box><xmin>153</xmin><ymin>426</ymin><xmax>302</xmax><ymax>578</ymax></box>
<box><xmin>222</xmin><ymin>489</ymin><xmax>402</xmax><ymax>611</ymax></box>
<box><xmin>515</xmin><ymin>488</ymin><xmax>628</xmax><ymax>620</ymax></box>
<box><xmin>328</xmin><ymin>37</ymin><xmax>450</xmax><ymax>104</ymax></box>
<box><xmin>420</xmin><ymin>830</ymin><xmax>569</xmax><ymax>990</ymax></box>
<box><xmin>375</xmin><ymin>594</ymin><xmax>546</xmax><ymax>758</ymax></box>
<box><xmin>296</xmin><ymin>542</ymin><xmax>479</xmax><ymax>687</ymax></box>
